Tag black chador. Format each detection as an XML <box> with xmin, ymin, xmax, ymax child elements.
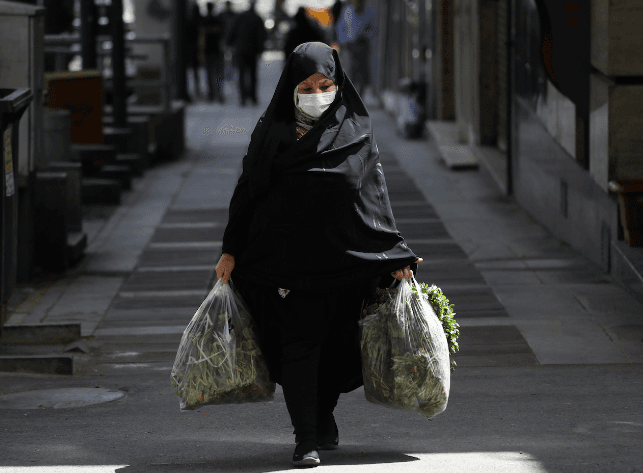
<box><xmin>222</xmin><ymin>42</ymin><xmax>418</xmax><ymax>291</ymax></box>
<box><xmin>220</xmin><ymin>42</ymin><xmax>419</xmax><ymax>449</ymax></box>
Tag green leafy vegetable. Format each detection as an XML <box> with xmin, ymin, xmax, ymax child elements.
<box><xmin>362</xmin><ymin>284</ymin><xmax>460</xmax><ymax>371</ymax></box>
<box><xmin>171</xmin><ymin>306</ymin><xmax>275</xmax><ymax>409</ymax></box>
<box><xmin>359</xmin><ymin>282</ymin><xmax>457</xmax><ymax>420</ymax></box>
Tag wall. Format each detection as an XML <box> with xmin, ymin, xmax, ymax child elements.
<box><xmin>0</xmin><ymin>1</ymin><xmax>44</xmax><ymax>180</ymax></box>
<box><xmin>510</xmin><ymin>0</ymin><xmax>620</xmax><ymax>271</ymax></box>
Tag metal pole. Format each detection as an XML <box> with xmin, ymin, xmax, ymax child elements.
<box><xmin>164</xmin><ymin>38</ymin><xmax>172</xmax><ymax>111</ymax></box>
<box><xmin>173</xmin><ymin>0</ymin><xmax>188</xmax><ymax>101</ymax></box>
<box><xmin>80</xmin><ymin>0</ymin><xmax>98</xmax><ymax>70</ymax></box>
<box><xmin>111</xmin><ymin>0</ymin><xmax>127</xmax><ymax>127</ymax></box>
<box><xmin>506</xmin><ymin>0</ymin><xmax>514</xmax><ymax>196</ymax></box>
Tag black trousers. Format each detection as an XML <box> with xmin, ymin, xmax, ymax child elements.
<box><xmin>205</xmin><ymin>52</ymin><xmax>225</xmax><ymax>101</ymax></box>
<box><xmin>233</xmin><ymin>276</ymin><xmax>377</xmax><ymax>442</ymax></box>
<box><xmin>236</xmin><ymin>54</ymin><xmax>258</xmax><ymax>104</ymax></box>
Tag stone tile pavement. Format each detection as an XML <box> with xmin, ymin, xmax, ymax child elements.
<box><xmin>370</xmin><ymin>114</ymin><xmax>643</xmax><ymax>365</ymax></box>
<box><xmin>6</xmin><ymin>54</ymin><xmax>642</xmax><ymax>368</ymax></box>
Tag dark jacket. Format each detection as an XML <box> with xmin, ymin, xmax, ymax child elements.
<box><xmin>284</xmin><ymin>8</ymin><xmax>327</xmax><ymax>59</ymax></box>
<box><xmin>186</xmin><ymin>5</ymin><xmax>202</xmax><ymax>48</ymax></box>
<box><xmin>227</xmin><ymin>8</ymin><xmax>267</xmax><ymax>56</ymax></box>
<box><xmin>203</xmin><ymin>13</ymin><xmax>224</xmax><ymax>55</ymax></box>
<box><xmin>219</xmin><ymin>9</ymin><xmax>238</xmax><ymax>45</ymax></box>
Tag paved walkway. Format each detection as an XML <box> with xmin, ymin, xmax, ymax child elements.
<box><xmin>81</xmin><ymin>53</ymin><xmax>641</xmax><ymax>369</ymax></box>
<box><xmin>1</xmin><ymin>55</ymin><xmax>642</xmax><ymax>472</ymax></box>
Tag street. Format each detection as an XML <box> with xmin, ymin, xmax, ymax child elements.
<box><xmin>1</xmin><ymin>54</ymin><xmax>642</xmax><ymax>473</ymax></box>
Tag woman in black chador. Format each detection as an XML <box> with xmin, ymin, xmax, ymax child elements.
<box><xmin>216</xmin><ymin>42</ymin><xmax>422</xmax><ymax>467</ymax></box>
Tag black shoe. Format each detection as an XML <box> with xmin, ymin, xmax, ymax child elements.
<box><xmin>292</xmin><ymin>441</ymin><xmax>320</xmax><ymax>467</ymax></box>
<box><xmin>295</xmin><ymin>416</ymin><xmax>339</xmax><ymax>450</ymax></box>
<box><xmin>317</xmin><ymin>414</ymin><xmax>339</xmax><ymax>450</ymax></box>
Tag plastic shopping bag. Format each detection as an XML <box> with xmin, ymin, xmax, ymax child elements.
<box><xmin>171</xmin><ymin>278</ymin><xmax>275</xmax><ymax>410</ymax></box>
<box><xmin>359</xmin><ymin>276</ymin><xmax>451</xmax><ymax>420</ymax></box>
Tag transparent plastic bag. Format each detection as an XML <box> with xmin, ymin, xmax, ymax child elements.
<box><xmin>359</xmin><ymin>276</ymin><xmax>451</xmax><ymax>420</ymax></box>
<box><xmin>171</xmin><ymin>278</ymin><xmax>276</xmax><ymax>410</ymax></box>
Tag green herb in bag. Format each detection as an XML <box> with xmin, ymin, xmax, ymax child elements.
<box><xmin>171</xmin><ymin>280</ymin><xmax>275</xmax><ymax>410</ymax></box>
<box><xmin>362</xmin><ymin>283</ymin><xmax>460</xmax><ymax>371</ymax></box>
<box><xmin>359</xmin><ymin>279</ymin><xmax>454</xmax><ymax>420</ymax></box>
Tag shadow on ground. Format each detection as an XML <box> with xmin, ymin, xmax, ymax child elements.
<box><xmin>115</xmin><ymin>443</ymin><xmax>419</xmax><ymax>472</ymax></box>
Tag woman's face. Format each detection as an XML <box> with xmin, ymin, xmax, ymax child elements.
<box><xmin>297</xmin><ymin>72</ymin><xmax>336</xmax><ymax>94</ymax></box>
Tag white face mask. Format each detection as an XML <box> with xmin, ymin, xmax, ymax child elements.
<box><xmin>295</xmin><ymin>86</ymin><xmax>337</xmax><ymax>119</ymax></box>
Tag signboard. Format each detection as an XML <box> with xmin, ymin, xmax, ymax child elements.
<box><xmin>45</xmin><ymin>71</ymin><xmax>104</xmax><ymax>144</ymax></box>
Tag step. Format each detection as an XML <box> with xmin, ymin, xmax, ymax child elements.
<box><xmin>100</xmin><ymin>164</ymin><xmax>133</xmax><ymax>190</ymax></box>
<box><xmin>439</xmin><ymin>145</ymin><xmax>479</xmax><ymax>169</ymax></box>
<box><xmin>0</xmin><ymin>323</ymin><xmax>81</xmax><ymax>345</ymax></box>
<box><xmin>103</xmin><ymin>115</ymin><xmax>152</xmax><ymax>157</ymax></box>
<box><xmin>103</xmin><ymin>126</ymin><xmax>133</xmax><ymax>154</ymax></box>
<box><xmin>425</xmin><ymin>121</ymin><xmax>479</xmax><ymax>169</ymax></box>
<box><xmin>116</xmin><ymin>153</ymin><xmax>147</xmax><ymax>177</ymax></box>
<box><xmin>103</xmin><ymin>114</ymin><xmax>152</xmax><ymax>125</ymax></box>
<box><xmin>67</xmin><ymin>231</ymin><xmax>87</xmax><ymax>264</ymax></box>
<box><xmin>0</xmin><ymin>354</ymin><xmax>74</xmax><ymax>375</ymax></box>
<box><xmin>104</xmin><ymin>100</ymin><xmax>184</xmax><ymax>116</ymax></box>
<box><xmin>81</xmin><ymin>178</ymin><xmax>121</xmax><ymax>205</ymax></box>
<box><xmin>71</xmin><ymin>143</ymin><xmax>118</xmax><ymax>175</ymax></box>
<box><xmin>71</xmin><ymin>143</ymin><xmax>118</xmax><ymax>162</ymax></box>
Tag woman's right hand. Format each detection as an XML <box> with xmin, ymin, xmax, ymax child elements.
<box><xmin>216</xmin><ymin>253</ymin><xmax>235</xmax><ymax>285</ymax></box>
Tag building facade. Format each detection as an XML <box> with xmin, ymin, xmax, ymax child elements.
<box><xmin>371</xmin><ymin>0</ymin><xmax>643</xmax><ymax>302</ymax></box>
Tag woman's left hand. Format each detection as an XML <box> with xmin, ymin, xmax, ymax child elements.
<box><xmin>391</xmin><ymin>258</ymin><xmax>423</xmax><ymax>281</ymax></box>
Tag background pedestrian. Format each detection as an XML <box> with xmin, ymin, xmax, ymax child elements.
<box><xmin>336</xmin><ymin>0</ymin><xmax>377</xmax><ymax>96</ymax></box>
<box><xmin>226</xmin><ymin>0</ymin><xmax>267</xmax><ymax>106</ymax></box>
<box><xmin>330</xmin><ymin>0</ymin><xmax>343</xmax><ymax>47</ymax></box>
<box><xmin>218</xmin><ymin>0</ymin><xmax>238</xmax><ymax>81</ymax></box>
<box><xmin>203</xmin><ymin>2</ymin><xmax>225</xmax><ymax>103</ymax></box>
<box><xmin>283</xmin><ymin>7</ymin><xmax>327</xmax><ymax>59</ymax></box>
<box><xmin>186</xmin><ymin>2</ymin><xmax>203</xmax><ymax>100</ymax></box>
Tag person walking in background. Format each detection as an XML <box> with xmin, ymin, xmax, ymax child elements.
<box><xmin>270</xmin><ymin>0</ymin><xmax>291</xmax><ymax>53</ymax></box>
<box><xmin>219</xmin><ymin>0</ymin><xmax>238</xmax><ymax>82</ymax></box>
<box><xmin>218</xmin><ymin>0</ymin><xmax>237</xmax><ymax>41</ymax></box>
<box><xmin>227</xmin><ymin>0</ymin><xmax>267</xmax><ymax>106</ymax></box>
<box><xmin>185</xmin><ymin>2</ymin><xmax>203</xmax><ymax>100</ymax></box>
<box><xmin>203</xmin><ymin>2</ymin><xmax>226</xmax><ymax>103</ymax></box>
<box><xmin>283</xmin><ymin>7</ymin><xmax>327</xmax><ymax>59</ymax></box>
<box><xmin>336</xmin><ymin>0</ymin><xmax>377</xmax><ymax>96</ymax></box>
<box><xmin>330</xmin><ymin>0</ymin><xmax>344</xmax><ymax>47</ymax></box>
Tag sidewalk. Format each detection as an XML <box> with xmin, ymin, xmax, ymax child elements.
<box><xmin>0</xmin><ymin>55</ymin><xmax>641</xmax><ymax>473</ymax></box>
<box><xmin>370</xmin><ymin>111</ymin><xmax>643</xmax><ymax>365</ymax></box>
<box><xmin>10</xmin><ymin>82</ymin><xmax>639</xmax><ymax>366</ymax></box>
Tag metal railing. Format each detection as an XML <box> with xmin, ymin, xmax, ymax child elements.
<box><xmin>44</xmin><ymin>33</ymin><xmax>173</xmax><ymax>110</ymax></box>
